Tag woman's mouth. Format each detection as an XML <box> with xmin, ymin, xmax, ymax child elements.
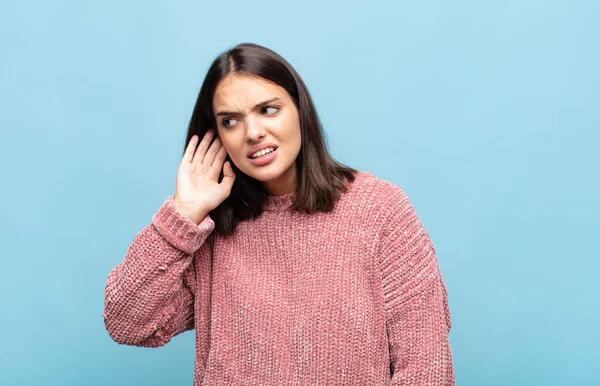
<box><xmin>248</xmin><ymin>147</ymin><xmax>278</xmax><ymax>166</ymax></box>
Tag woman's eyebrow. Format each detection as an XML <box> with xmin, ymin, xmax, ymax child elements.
<box><xmin>215</xmin><ymin>97</ymin><xmax>281</xmax><ymax>117</ymax></box>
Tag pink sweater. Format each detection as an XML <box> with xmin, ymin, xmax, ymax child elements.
<box><xmin>103</xmin><ymin>171</ymin><xmax>455</xmax><ymax>385</ymax></box>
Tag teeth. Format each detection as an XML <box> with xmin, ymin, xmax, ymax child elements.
<box><xmin>250</xmin><ymin>147</ymin><xmax>275</xmax><ymax>158</ymax></box>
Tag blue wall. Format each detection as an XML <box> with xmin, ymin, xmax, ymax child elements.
<box><xmin>1</xmin><ymin>1</ymin><xmax>598</xmax><ymax>385</ymax></box>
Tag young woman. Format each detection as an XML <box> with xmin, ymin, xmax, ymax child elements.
<box><xmin>103</xmin><ymin>42</ymin><xmax>455</xmax><ymax>385</ymax></box>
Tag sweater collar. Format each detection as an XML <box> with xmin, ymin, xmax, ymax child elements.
<box><xmin>264</xmin><ymin>191</ymin><xmax>296</xmax><ymax>212</ymax></box>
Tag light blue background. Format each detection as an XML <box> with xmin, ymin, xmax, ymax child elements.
<box><xmin>1</xmin><ymin>0</ymin><xmax>598</xmax><ymax>385</ymax></box>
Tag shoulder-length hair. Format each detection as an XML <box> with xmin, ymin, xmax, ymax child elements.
<box><xmin>184</xmin><ymin>42</ymin><xmax>357</xmax><ymax>236</ymax></box>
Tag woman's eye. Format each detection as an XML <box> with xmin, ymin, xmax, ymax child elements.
<box><xmin>221</xmin><ymin>107</ymin><xmax>278</xmax><ymax>128</ymax></box>
<box><xmin>262</xmin><ymin>106</ymin><xmax>279</xmax><ymax>115</ymax></box>
<box><xmin>222</xmin><ymin>118</ymin><xmax>237</xmax><ymax>128</ymax></box>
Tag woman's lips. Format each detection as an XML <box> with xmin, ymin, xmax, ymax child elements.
<box><xmin>248</xmin><ymin>148</ymin><xmax>278</xmax><ymax>166</ymax></box>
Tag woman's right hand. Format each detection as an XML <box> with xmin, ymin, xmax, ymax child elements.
<box><xmin>173</xmin><ymin>130</ymin><xmax>236</xmax><ymax>224</ymax></box>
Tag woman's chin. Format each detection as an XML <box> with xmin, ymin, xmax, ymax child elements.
<box><xmin>236</xmin><ymin>158</ymin><xmax>296</xmax><ymax>185</ymax></box>
<box><xmin>245</xmin><ymin>167</ymin><xmax>281</xmax><ymax>182</ymax></box>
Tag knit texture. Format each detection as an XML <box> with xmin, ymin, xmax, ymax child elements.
<box><xmin>103</xmin><ymin>171</ymin><xmax>455</xmax><ymax>385</ymax></box>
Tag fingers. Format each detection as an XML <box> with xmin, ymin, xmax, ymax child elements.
<box><xmin>191</xmin><ymin>130</ymin><xmax>215</xmax><ymax>164</ymax></box>
<box><xmin>183</xmin><ymin>135</ymin><xmax>199</xmax><ymax>163</ymax></box>
<box><xmin>184</xmin><ymin>131</ymin><xmax>233</xmax><ymax>186</ymax></box>
<box><xmin>212</xmin><ymin>145</ymin><xmax>228</xmax><ymax>167</ymax></box>
<box><xmin>220</xmin><ymin>161</ymin><xmax>236</xmax><ymax>190</ymax></box>
<box><xmin>203</xmin><ymin>137</ymin><xmax>222</xmax><ymax>166</ymax></box>
<box><xmin>206</xmin><ymin>145</ymin><xmax>227</xmax><ymax>180</ymax></box>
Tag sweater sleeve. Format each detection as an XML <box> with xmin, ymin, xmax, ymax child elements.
<box><xmin>377</xmin><ymin>186</ymin><xmax>455</xmax><ymax>385</ymax></box>
<box><xmin>103</xmin><ymin>195</ymin><xmax>215</xmax><ymax>348</ymax></box>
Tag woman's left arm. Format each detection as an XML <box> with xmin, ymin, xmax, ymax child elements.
<box><xmin>378</xmin><ymin>186</ymin><xmax>455</xmax><ymax>386</ymax></box>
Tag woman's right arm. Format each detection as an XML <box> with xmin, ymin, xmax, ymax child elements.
<box><xmin>103</xmin><ymin>195</ymin><xmax>214</xmax><ymax>348</ymax></box>
<box><xmin>104</xmin><ymin>129</ymin><xmax>235</xmax><ymax>347</ymax></box>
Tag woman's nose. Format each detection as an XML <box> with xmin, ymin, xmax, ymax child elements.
<box><xmin>244</xmin><ymin>116</ymin><xmax>266</xmax><ymax>142</ymax></box>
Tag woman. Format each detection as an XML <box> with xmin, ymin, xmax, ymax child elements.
<box><xmin>103</xmin><ymin>42</ymin><xmax>455</xmax><ymax>385</ymax></box>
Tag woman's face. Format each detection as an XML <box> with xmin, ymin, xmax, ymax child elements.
<box><xmin>212</xmin><ymin>73</ymin><xmax>301</xmax><ymax>195</ymax></box>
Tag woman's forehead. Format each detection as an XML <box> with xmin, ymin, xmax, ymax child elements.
<box><xmin>213</xmin><ymin>74</ymin><xmax>287</xmax><ymax>111</ymax></box>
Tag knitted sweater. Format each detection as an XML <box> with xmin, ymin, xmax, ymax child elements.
<box><xmin>103</xmin><ymin>171</ymin><xmax>455</xmax><ymax>385</ymax></box>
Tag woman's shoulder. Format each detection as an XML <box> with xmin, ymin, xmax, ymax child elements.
<box><xmin>339</xmin><ymin>170</ymin><xmax>414</xmax><ymax>232</ymax></box>
<box><xmin>347</xmin><ymin>170</ymin><xmax>409</xmax><ymax>204</ymax></box>
<box><xmin>346</xmin><ymin>171</ymin><xmax>422</xmax><ymax>235</ymax></box>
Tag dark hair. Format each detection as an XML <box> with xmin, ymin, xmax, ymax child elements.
<box><xmin>184</xmin><ymin>42</ymin><xmax>357</xmax><ymax>236</ymax></box>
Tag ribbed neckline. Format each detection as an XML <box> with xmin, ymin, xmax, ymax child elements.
<box><xmin>261</xmin><ymin>171</ymin><xmax>367</xmax><ymax>212</ymax></box>
<box><xmin>264</xmin><ymin>191</ymin><xmax>296</xmax><ymax>212</ymax></box>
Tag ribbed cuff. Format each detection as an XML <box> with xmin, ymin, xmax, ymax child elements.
<box><xmin>151</xmin><ymin>195</ymin><xmax>215</xmax><ymax>254</ymax></box>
